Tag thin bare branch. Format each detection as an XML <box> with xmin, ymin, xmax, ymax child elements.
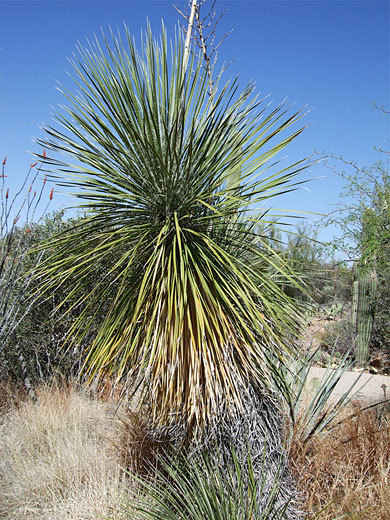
<box><xmin>176</xmin><ymin>0</ymin><xmax>234</xmax><ymax>95</ymax></box>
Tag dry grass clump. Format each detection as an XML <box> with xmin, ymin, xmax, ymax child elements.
<box><xmin>292</xmin><ymin>402</ymin><xmax>390</xmax><ymax>519</ymax></box>
<box><xmin>114</xmin><ymin>408</ymin><xmax>174</xmax><ymax>477</ymax></box>
<box><xmin>0</xmin><ymin>382</ymin><xmax>127</xmax><ymax>520</ymax></box>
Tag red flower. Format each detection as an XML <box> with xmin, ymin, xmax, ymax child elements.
<box><xmin>43</xmin><ymin>149</ymin><xmax>46</xmax><ymax>158</ymax></box>
<box><xmin>26</xmin><ymin>228</ymin><xmax>31</xmax><ymax>234</ymax></box>
<box><xmin>43</xmin><ymin>175</ymin><xmax>47</xmax><ymax>184</ymax></box>
<box><xmin>5</xmin><ymin>188</ymin><xmax>9</xmax><ymax>199</ymax></box>
<box><xmin>28</xmin><ymin>185</ymin><xmax>32</xmax><ymax>193</ymax></box>
<box><xmin>31</xmin><ymin>162</ymin><xmax>38</xmax><ymax>168</ymax></box>
<box><xmin>2</xmin><ymin>157</ymin><xmax>6</xmax><ymax>166</ymax></box>
<box><xmin>49</xmin><ymin>187</ymin><xmax>54</xmax><ymax>200</ymax></box>
<box><xmin>13</xmin><ymin>216</ymin><xmax>20</xmax><ymax>224</ymax></box>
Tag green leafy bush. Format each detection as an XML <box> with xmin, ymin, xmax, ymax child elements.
<box><xmin>318</xmin><ymin>318</ymin><xmax>356</xmax><ymax>357</ymax></box>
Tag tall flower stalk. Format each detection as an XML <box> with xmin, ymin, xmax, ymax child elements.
<box><xmin>0</xmin><ymin>157</ymin><xmax>51</xmax><ymax>346</ymax></box>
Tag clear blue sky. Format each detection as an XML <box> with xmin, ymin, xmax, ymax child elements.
<box><xmin>1</xmin><ymin>0</ymin><xmax>389</xmax><ymax>243</ymax></box>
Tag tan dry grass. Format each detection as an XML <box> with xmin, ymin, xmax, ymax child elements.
<box><xmin>291</xmin><ymin>403</ymin><xmax>390</xmax><ymax>520</ymax></box>
<box><xmin>0</xmin><ymin>382</ymin><xmax>127</xmax><ymax>520</ymax></box>
<box><xmin>114</xmin><ymin>408</ymin><xmax>175</xmax><ymax>478</ymax></box>
<box><xmin>3</xmin><ymin>379</ymin><xmax>389</xmax><ymax>520</ymax></box>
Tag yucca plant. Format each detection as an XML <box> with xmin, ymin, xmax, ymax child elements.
<box><xmin>281</xmin><ymin>346</ymin><xmax>372</xmax><ymax>449</ymax></box>
<box><xmin>37</xmin><ymin>24</ymin><xmax>308</xmax><ymax>433</ymax></box>
<box><xmin>120</xmin><ymin>444</ymin><xmax>295</xmax><ymax>520</ymax></box>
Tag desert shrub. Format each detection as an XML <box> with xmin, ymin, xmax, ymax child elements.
<box><xmin>318</xmin><ymin>317</ymin><xmax>356</xmax><ymax>357</ymax></box>
<box><xmin>1</xmin><ymin>211</ymin><xmax>110</xmax><ymax>386</ymax></box>
<box><xmin>371</xmin><ymin>265</ymin><xmax>390</xmax><ymax>353</ymax></box>
<box><xmin>316</xmin><ymin>263</ymin><xmax>353</xmax><ymax>306</ymax></box>
<box><xmin>0</xmin><ymin>159</ymin><xmax>50</xmax><ymax>358</ymax></box>
<box><xmin>300</xmin><ymin>262</ymin><xmax>352</xmax><ymax>312</ymax></box>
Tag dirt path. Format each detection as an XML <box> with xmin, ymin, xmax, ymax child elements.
<box><xmin>307</xmin><ymin>366</ymin><xmax>390</xmax><ymax>403</ymax></box>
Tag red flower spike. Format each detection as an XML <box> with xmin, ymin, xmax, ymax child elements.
<box><xmin>13</xmin><ymin>216</ymin><xmax>20</xmax><ymax>224</ymax></box>
<box><xmin>2</xmin><ymin>157</ymin><xmax>6</xmax><ymax>166</ymax></box>
<box><xmin>43</xmin><ymin>149</ymin><xmax>46</xmax><ymax>158</ymax></box>
<box><xmin>28</xmin><ymin>185</ymin><xmax>32</xmax><ymax>193</ymax></box>
<box><xmin>30</xmin><ymin>162</ymin><xmax>38</xmax><ymax>168</ymax></box>
<box><xmin>26</xmin><ymin>228</ymin><xmax>31</xmax><ymax>234</ymax></box>
<box><xmin>6</xmin><ymin>189</ymin><xmax>9</xmax><ymax>199</ymax></box>
<box><xmin>0</xmin><ymin>175</ymin><xmax>7</xmax><ymax>178</ymax></box>
<box><xmin>43</xmin><ymin>175</ymin><xmax>47</xmax><ymax>184</ymax></box>
<box><xmin>33</xmin><ymin>190</ymin><xmax>36</xmax><ymax>198</ymax></box>
<box><xmin>49</xmin><ymin>187</ymin><xmax>54</xmax><ymax>200</ymax></box>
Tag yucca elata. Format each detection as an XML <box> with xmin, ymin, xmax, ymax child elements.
<box><xmin>38</xmin><ymin>24</ymin><xmax>308</xmax><ymax>432</ymax></box>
